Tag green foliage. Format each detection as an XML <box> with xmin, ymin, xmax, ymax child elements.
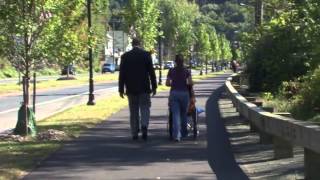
<box><xmin>196</xmin><ymin>23</ymin><xmax>211</xmax><ymax>61</ymax></box>
<box><xmin>173</xmin><ymin>0</ymin><xmax>199</xmax><ymax>56</ymax></box>
<box><xmin>0</xmin><ymin>65</ymin><xmax>18</xmax><ymax>78</ymax></box>
<box><xmin>42</xmin><ymin>0</ymin><xmax>109</xmax><ymax>68</ymax></box>
<box><xmin>0</xmin><ymin>0</ymin><xmax>109</xmax><ymax>74</ymax></box>
<box><xmin>209</xmin><ymin>28</ymin><xmax>221</xmax><ymax>61</ymax></box>
<box><xmin>278</xmin><ymin>80</ymin><xmax>301</xmax><ymax>99</ymax></box>
<box><xmin>0</xmin><ymin>0</ymin><xmax>51</xmax><ymax>74</ymax></box>
<box><xmin>294</xmin><ymin>67</ymin><xmax>320</xmax><ymax>117</ymax></box>
<box><xmin>158</xmin><ymin>0</ymin><xmax>199</xmax><ymax>57</ymax></box>
<box><xmin>158</xmin><ymin>0</ymin><xmax>177</xmax><ymax>46</ymax></box>
<box><xmin>239</xmin><ymin>0</ymin><xmax>320</xmax><ymax>121</ymax></box>
<box><xmin>244</xmin><ymin>0</ymin><xmax>320</xmax><ymax>92</ymax></box>
<box><xmin>124</xmin><ymin>0</ymin><xmax>160</xmax><ymax>50</ymax></box>
<box><xmin>261</xmin><ymin>92</ymin><xmax>274</xmax><ymax>101</ymax></box>
<box><xmin>200</xmin><ymin>1</ymin><xmax>254</xmax><ymax>40</ymax></box>
<box><xmin>219</xmin><ymin>34</ymin><xmax>232</xmax><ymax>61</ymax></box>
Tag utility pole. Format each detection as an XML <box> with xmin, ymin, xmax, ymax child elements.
<box><xmin>112</xmin><ymin>21</ymin><xmax>115</xmax><ymax>65</ymax></box>
<box><xmin>87</xmin><ymin>0</ymin><xmax>95</xmax><ymax>105</ymax></box>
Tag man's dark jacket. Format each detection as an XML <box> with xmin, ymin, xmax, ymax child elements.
<box><xmin>118</xmin><ymin>47</ymin><xmax>157</xmax><ymax>95</ymax></box>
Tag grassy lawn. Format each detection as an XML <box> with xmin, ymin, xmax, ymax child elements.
<box><xmin>0</xmin><ymin>72</ymin><xmax>222</xmax><ymax>179</ymax></box>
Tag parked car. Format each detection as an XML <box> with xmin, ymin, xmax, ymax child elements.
<box><xmin>164</xmin><ymin>61</ymin><xmax>174</xmax><ymax>69</ymax></box>
<box><xmin>101</xmin><ymin>63</ymin><xmax>115</xmax><ymax>73</ymax></box>
<box><xmin>61</xmin><ymin>65</ymin><xmax>76</xmax><ymax>75</ymax></box>
<box><xmin>115</xmin><ymin>64</ymin><xmax>120</xmax><ymax>71</ymax></box>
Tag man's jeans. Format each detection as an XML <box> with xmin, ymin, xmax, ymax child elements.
<box><xmin>169</xmin><ymin>90</ymin><xmax>190</xmax><ymax>140</ymax></box>
<box><xmin>127</xmin><ymin>93</ymin><xmax>151</xmax><ymax>136</ymax></box>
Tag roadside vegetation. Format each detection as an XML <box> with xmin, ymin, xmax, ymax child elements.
<box><xmin>241</xmin><ymin>0</ymin><xmax>320</xmax><ymax>122</ymax></box>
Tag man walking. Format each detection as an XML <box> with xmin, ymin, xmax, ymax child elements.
<box><xmin>119</xmin><ymin>38</ymin><xmax>157</xmax><ymax>141</ymax></box>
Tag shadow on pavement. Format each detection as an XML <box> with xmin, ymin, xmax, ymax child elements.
<box><xmin>206</xmin><ymin>85</ymin><xmax>249</xmax><ymax>180</ymax></box>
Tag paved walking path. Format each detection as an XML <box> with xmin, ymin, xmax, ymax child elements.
<box><xmin>22</xmin><ymin>73</ymin><xmax>303</xmax><ymax>179</ymax></box>
<box><xmin>24</xmin><ymin>73</ymin><xmax>241</xmax><ymax>180</ymax></box>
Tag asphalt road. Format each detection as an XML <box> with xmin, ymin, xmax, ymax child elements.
<box><xmin>0</xmin><ymin>81</ymin><xmax>118</xmax><ymax>133</ymax></box>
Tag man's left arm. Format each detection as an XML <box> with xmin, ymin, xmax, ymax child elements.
<box><xmin>118</xmin><ymin>55</ymin><xmax>126</xmax><ymax>98</ymax></box>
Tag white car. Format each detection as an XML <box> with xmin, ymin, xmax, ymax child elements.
<box><xmin>164</xmin><ymin>61</ymin><xmax>174</xmax><ymax>69</ymax></box>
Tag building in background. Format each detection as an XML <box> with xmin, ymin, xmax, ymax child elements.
<box><xmin>105</xmin><ymin>30</ymin><xmax>131</xmax><ymax>67</ymax></box>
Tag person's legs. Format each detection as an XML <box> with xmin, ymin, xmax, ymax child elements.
<box><xmin>179</xmin><ymin>92</ymin><xmax>190</xmax><ymax>138</ymax></box>
<box><xmin>128</xmin><ymin>95</ymin><xmax>140</xmax><ymax>139</ymax></box>
<box><xmin>139</xmin><ymin>93</ymin><xmax>151</xmax><ymax>128</ymax></box>
<box><xmin>170</xmin><ymin>91</ymin><xmax>181</xmax><ymax>141</ymax></box>
<box><xmin>139</xmin><ymin>93</ymin><xmax>151</xmax><ymax>140</ymax></box>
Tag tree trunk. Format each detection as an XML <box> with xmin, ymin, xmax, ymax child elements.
<box><xmin>22</xmin><ymin>0</ymin><xmax>31</xmax><ymax>135</ymax></box>
<box><xmin>67</xmin><ymin>66</ymin><xmax>70</xmax><ymax>78</ymax></box>
<box><xmin>205</xmin><ymin>58</ymin><xmax>208</xmax><ymax>75</ymax></box>
<box><xmin>211</xmin><ymin>61</ymin><xmax>214</xmax><ymax>72</ymax></box>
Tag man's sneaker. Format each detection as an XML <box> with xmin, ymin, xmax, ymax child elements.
<box><xmin>142</xmin><ymin>126</ymin><xmax>148</xmax><ymax>141</ymax></box>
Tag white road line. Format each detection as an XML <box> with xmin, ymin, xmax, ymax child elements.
<box><xmin>0</xmin><ymin>86</ymin><xmax>117</xmax><ymax>115</ymax></box>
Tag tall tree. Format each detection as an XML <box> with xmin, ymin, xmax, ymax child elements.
<box><xmin>196</xmin><ymin>23</ymin><xmax>211</xmax><ymax>74</ymax></box>
<box><xmin>0</xmin><ymin>0</ymin><xmax>61</xmax><ymax>135</ymax></box>
<box><xmin>219</xmin><ymin>34</ymin><xmax>232</xmax><ymax>61</ymax></box>
<box><xmin>124</xmin><ymin>0</ymin><xmax>160</xmax><ymax>50</ymax></box>
<box><xmin>0</xmin><ymin>0</ymin><xmax>109</xmax><ymax>134</ymax></box>
<box><xmin>158</xmin><ymin>0</ymin><xmax>200</xmax><ymax>60</ymax></box>
<box><xmin>174</xmin><ymin>0</ymin><xmax>200</xmax><ymax>56</ymax></box>
<box><xmin>43</xmin><ymin>0</ymin><xmax>109</xmax><ymax>74</ymax></box>
<box><xmin>209</xmin><ymin>27</ymin><xmax>221</xmax><ymax>62</ymax></box>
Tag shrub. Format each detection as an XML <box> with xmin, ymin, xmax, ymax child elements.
<box><xmin>299</xmin><ymin>67</ymin><xmax>320</xmax><ymax>112</ymax></box>
<box><xmin>288</xmin><ymin>67</ymin><xmax>320</xmax><ymax>120</ymax></box>
<box><xmin>0</xmin><ymin>65</ymin><xmax>17</xmax><ymax>78</ymax></box>
<box><xmin>278</xmin><ymin>80</ymin><xmax>301</xmax><ymax>99</ymax></box>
